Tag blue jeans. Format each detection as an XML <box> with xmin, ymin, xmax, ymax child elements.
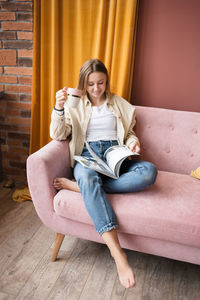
<box><xmin>73</xmin><ymin>140</ymin><xmax>157</xmax><ymax>235</ymax></box>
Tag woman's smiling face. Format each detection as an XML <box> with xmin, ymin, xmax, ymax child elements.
<box><xmin>86</xmin><ymin>72</ymin><xmax>107</xmax><ymax>102</ymax></box>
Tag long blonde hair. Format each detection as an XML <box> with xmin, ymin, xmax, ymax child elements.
<box><xmin>77</xmin><ymin>59</ymin><xmax>111</xmax><ymax>98</ymax></box>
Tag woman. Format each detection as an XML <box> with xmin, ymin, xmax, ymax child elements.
<box><xmin>50</xmin><ymin>59</ymin><xmax>157</xmax><ymax>289</ymax></box>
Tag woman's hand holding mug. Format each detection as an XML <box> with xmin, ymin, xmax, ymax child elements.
<box><xmin>55</xmin><ymin>87</ymin><xmax>67</xmax><ymax>110</ymax></box>
<box><xmin>55</xmin><ymin>87</ymin><xmax>83</xmax><ymax>110</ymax></box>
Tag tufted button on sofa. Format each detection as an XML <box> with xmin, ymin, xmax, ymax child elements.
<box><xmin>27</xmin><ymin>105</ymin><xmax>200</xmax><ymax>263</ymax></box>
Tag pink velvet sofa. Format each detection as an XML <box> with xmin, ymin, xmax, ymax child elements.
<box><xmin>27</xmin><ymin>105</ymin><xmax>200</xmax><ymax>264</ymax></box>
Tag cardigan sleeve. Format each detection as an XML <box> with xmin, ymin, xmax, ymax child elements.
<box><xmin>124</xmin><ymin>109</ymin><xmax>140</xmax><ymax>147</ymax></box>
<box><xmin>50</xmin><ymin>109</ymin><xmax>72</xmax><ymax>140</ymax></box>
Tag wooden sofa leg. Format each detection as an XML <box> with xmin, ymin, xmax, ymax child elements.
<box><xmin>51</xmin><ymin>233</ymin><xmax>65</xmax><ymax>262</ymax></box>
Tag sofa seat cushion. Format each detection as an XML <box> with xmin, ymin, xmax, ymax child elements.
<box><xmin>53</xmin><ymin>170</ymin><xmax>200</xmax><ymax>247</ymax></box>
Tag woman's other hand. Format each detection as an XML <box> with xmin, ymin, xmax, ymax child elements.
<box><xmin>55</xmin><ymin>87</ymin><xmax>67</xmax><ymax>110</ymax></box>
<box><xmin>128</xmin><ymin>141</ymin><xmax>141</xmax><ymax>153</ymax></box>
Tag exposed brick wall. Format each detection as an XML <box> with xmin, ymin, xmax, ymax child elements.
<box><xmin>0</xmin><ymin>0</ymin><xmax>33</xmax><ymax>184</ymax></box>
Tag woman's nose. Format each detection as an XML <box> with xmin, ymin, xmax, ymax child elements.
<box><xmin>94</xmin><ymin>84</ymin><xmax>99</xmax><ymax>90</ymax></box>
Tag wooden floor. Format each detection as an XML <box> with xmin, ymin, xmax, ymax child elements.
<box><xmin>0</xmin><ymin>184</ymin><xmax>200</xmax><ymax>300</ymax></box>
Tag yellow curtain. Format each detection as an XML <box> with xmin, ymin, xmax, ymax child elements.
<box><xmin>30</xmin><ymin>0</ymin><xmax>139</xmax><ymax>154</ymax></box>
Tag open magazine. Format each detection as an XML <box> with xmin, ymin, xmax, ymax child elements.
<box><xmin>74</xmin><ymin>142</ymin><xmax>140</xmax><ymax>179</ymax></box>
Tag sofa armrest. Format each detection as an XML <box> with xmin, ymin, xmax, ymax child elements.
<box><xmin>26</xmin><ymin>140</ymin><xmax>72</xmax><ymax>225</ymax></box>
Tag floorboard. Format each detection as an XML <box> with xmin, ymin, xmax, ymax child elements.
<box><xmin>79</xmin><ymin>245</ymin><xmax>117</xmax><ymax>300</ymax></box>
<box><xmin>0</xmin><ymin>184</ymin><xmax>200</xmax><ymax>300</ymax></box>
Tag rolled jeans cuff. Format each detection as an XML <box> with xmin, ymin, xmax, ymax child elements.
<box><xmin>98</xmin><ymin>223</ymin><xmax>118</xmax><ymax>235</ymax></box>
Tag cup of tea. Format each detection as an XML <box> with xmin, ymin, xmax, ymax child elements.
<box><xmin>66</xmin><ymin>88</ymin><xmax>83</xmax><ymax>108</ymax></box>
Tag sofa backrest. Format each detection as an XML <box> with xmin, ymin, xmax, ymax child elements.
<box><xmin>134</xmin><ymin>105</ymin><xmax>200</xmax><ymax>175</ymax></box>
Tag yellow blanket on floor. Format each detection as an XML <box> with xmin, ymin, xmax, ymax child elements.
<box><xmin>12</xmin><ymin>186</ymin><xmax>32</xmax><ymax>202</ymax></box>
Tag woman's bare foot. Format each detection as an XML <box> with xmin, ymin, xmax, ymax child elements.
<box><xmin>53</xmin><ymin>178</ymin><xmax>80</xmax><ymax>192</ymax></box>
<box><xmin>113</xmin><ymin>250</ymin><xmax>136</xmax><ymax>289</ymax></box>
<box><xmin>102</xmin><ymin>229</ymin><xmax>136</xmax><ymax>289</ymax></box>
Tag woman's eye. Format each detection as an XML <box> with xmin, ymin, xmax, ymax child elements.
<box><xmin>88</xmin><ymin>81</ymin><xmax>104</xmax><ymax>86</ymax></box>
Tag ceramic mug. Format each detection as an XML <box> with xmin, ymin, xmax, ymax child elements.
<box><xmin>67</xmin><ymin>88</ymin><xmax>83</xmax><ymax>108</ymax></box>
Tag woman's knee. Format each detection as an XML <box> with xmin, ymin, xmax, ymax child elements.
<box><xmin>74</xmin><ymin>163</ymin><xmax>92</xmax><ymax>179</ymax></box>
<box><xmin>74</xmin><ymin>165</ymin><xmax>101</xmax><ymax>187</ymax></box>
<box><xmin>79</xmin><ymin>173</ymin><xmax>100</xmax><ymax>188</ymax></box>
<box><xmin>144</xmin><ymin>162</ymin><xmax>158</xmax><ymax>186</ymax></box>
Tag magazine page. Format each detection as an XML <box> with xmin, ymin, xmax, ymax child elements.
<box><xmin>104</xmin><ymin>145</ymin><xmax>140</xmax><ymax>177</ymax></box>
<box><xmin>85</xmin><ymin>142</ymin><xmax>113</xmax><ymax>173</ymax></box>
<box><xmin>74</xmin><ymin>143</ymin><xmax>139</xmax><ymax>179</ymax></box>
<box><xmin>73</xmin><ymin>155</ymin><xmax>117</xmax><ymax>178</ymax></box>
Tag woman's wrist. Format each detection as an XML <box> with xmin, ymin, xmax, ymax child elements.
<box><xmin>54</xmin><ymin>106</ymin><xmax>64</xmax><ymax>111</ymax></box>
